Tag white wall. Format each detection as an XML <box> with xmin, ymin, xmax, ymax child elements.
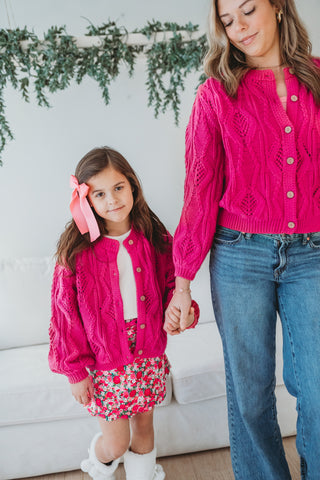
<box><xmin>0</xmin><ymin>0</ymin><xmax>319</xmax><ymax>259</ymax></box>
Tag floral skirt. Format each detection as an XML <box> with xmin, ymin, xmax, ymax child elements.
<box><xmin>87</xmin><ymin>319</ymin><xmax>170</xmax><ymax>421</ymax></box>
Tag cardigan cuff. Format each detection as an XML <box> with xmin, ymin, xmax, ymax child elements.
<box><xmin>67</xmin><ymin>368</ymin><xmax>89</xmax><ymax>384</ymax></box>
<box><xmin>174</xmin><ymin>266</ymin><xmax>196</xmax><ymax>281</ymax></box>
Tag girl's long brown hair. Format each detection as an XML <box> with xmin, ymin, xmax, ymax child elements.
<box><xmin>204</xmin><ymin>0</ymin><xmax>320</xmax><ymax>101</ymax></box>
<box><xmin>56</xmin><ymin>147</ymin><xmax>169</xmax><ymax>272</ymax></box>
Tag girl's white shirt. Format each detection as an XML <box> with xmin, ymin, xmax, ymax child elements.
<box><xmin>105</xmin><ymin>230</ymin><xmax>138</xmax><ymax>320</ymax></box>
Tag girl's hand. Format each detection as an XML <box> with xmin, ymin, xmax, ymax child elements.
<box><xmin>70</xmin><ymin>376</ymin><xmax>94</xmax><ymax>406</ymax></box>
<box><xmin>185</xmin><ymin>306</ymin><xmax>195</xmax><ymax>329</ymax></box>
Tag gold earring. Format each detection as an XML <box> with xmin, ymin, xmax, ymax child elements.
<box><xmin>277</xmin><ymin>10</ymin><xmax>283</xmax><ymax>23</ymax></box>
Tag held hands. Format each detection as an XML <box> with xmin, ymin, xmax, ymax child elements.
<box><xmin>70</xmin><ymin>376</ymin><xmax>94</xmax><ymax>406</ymax></box>
<box><xmin>164</xmin><ymin>304</ymin><xmax>195</xmax><ymax>335</ymax></box>
<box><xmin>164</xmin><ymin>280</ymin><xmax>193</xmax><ymax>335</ymax></box>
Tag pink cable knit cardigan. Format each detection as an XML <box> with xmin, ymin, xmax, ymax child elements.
<box><xmin>174</xmin><ymin>61</ymin><xmax>320</xmax><ymax>281</ymax></box>
<box><xmin>49</xmin><ymin>229</ymin><xmax>199</xmax><ymax>384</ymax></box>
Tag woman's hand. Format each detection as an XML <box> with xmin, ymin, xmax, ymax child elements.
<box><xmin>70</xmin><ymin>376</ymin><xmax>94</xmax><ymax>406</ymax></box>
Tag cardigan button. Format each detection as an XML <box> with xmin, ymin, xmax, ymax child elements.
<box><xmin>138</xmin><ymin>349</ymin><xmax>143</xmax><ymax>355</ymax></box>
<box><xmin>287</xmin><ymin>191</ymin><xmax>294</xmax><ymax>199</ymax></box>
<box><xmin>140</xmin><ymin>324</ymin><xmax>146</xmax><ymax>329</ymax></box>
<box><xmin>285</xmin><ymin>126</ymin><xmax>292</xmax><ymax>134</ymax></box>
<box><xmin>128</xmin><ymin>240</ymin><xmax>134</xmax><ymax>245</ymax></box>
<box><xmin>140</xmin><ymin>295</ymin><xmax>146</xmax><ymax>301</ymax></box>
<box><xmin>136</xmin><ymin>267</ymin><xmax>142</xmax><ymax>272</ymax></box>
<box><xmin>286</xmin><ymin>157</ymin><xmax>294</xmax><ymax>165</ymax></box>
<box><xmin>291</xmin><ymin>95</ymin><xmax>298</xmax><ymax>102</ymax></box>
<box><xmin>288</xmin><ymin>222</ymin><xmax>295</xmax><ymax>229</ymax></box>
<box><xmin>289</xmin><ymin>68</ymin><xmax>294</xmax><ymax>74</ymax></box>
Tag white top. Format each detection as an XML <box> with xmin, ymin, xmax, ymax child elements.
<box><xmin>106</xmin><ymin>230</ymin><xmax>138</xmax><ymax>320</ymax></box>
<box><xmin>279</xmin><ymin>95</ymin><xmax>287</xmax><ymax>111</ymax></box>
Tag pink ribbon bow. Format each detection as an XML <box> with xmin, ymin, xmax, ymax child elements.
<box><xmin>69</xmin><ymin>175</ymin><xmax>100</xmax><ymax>242</ymax></box>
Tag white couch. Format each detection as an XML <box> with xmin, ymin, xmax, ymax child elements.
<box><xmin>0</xmin><ymin>256</ymin><xmax>297</xmax><ymax>480</ymax></box>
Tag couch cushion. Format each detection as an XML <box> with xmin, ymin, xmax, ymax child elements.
<box><xmin>166</xmin><ymin>323</ymin><xmax>225</xmax><ymax>404</ymax></box>
<box><xmin>166</xmin><ymin>322</ymin><xmax>285</xmax><ymax>405</ymax></box>
<box><xmin>0</xmin><ymin>257</ymin><xmax>54</xmax><ymax>349</ymax></box>
<box><xmin>0</xmin><ymin>344</ymin><xmax>172</xmax><ymax>427</ymax></box>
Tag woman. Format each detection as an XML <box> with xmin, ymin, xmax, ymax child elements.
<box><xmin>164</xmin><ymin>0</ymin><xmax>320</xmax><ymax>478</ymax></box>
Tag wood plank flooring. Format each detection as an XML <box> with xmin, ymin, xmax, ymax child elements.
<box><xmin>20</xmin><ymin>436</ymin><xmax>299</xmax><ymax>480</ymax></box>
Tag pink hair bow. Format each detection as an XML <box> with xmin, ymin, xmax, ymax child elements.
<box><xmin>69</xmin><ymin>175</ymin><xmax>100</xmax><ymax>242</ymax></box>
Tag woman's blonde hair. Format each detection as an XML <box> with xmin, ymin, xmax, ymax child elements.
<box><xmin>204</xmin><ymin>0</ymin><xmax>320</xmax><ymax>101</ymax></box>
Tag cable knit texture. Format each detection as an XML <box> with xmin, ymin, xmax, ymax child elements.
<box><xmin>174</xmin><ymin>60</ymin><xmax>320</xmax><ymax>280</ymax></box>
<box><xmin>49</xmin><ymin>228</ymin><xmax>199</xmax><ymax>384</ymax></box>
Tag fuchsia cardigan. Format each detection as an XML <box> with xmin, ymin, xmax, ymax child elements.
<box><xmin>173</xmin><ymin>61</ymin><xmax>320</xmax><ymax>281</ymax></box>
<box><xmin>49</xmin><ymin>229</ymin><xmax>199</xmax><ymax>384</ymax></box>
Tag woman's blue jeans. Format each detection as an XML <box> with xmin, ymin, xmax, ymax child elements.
<box><xmin>209</xmin><ymin>227</ymin><xmax>320</xmax><ymax>480</ymax></box>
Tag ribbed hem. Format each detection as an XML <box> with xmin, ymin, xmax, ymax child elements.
<box><xmin>68</xmin><ymin>368</ymin><xmax>89</xmax><ymax>384</ymax></box>
<box><xmin>218</xmin><ymin>210</ymin><xmax>320</xmax><ymax>235</ymax></box>
<box><xmin>82</xmin><ymin>346</ymin><xmax>167</xmax><ymax>374</ymax></box>
<box><xmin>174</xmin><ymin>267</ymin><xmax>196</xmax><ymax>281</ymax></box>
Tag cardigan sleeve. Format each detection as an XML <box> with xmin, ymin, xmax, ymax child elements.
<box><xmin>159</xmin><ymin>232</ymin><xmax>175</xmax><ymax>312</ymax></box>
<box><xmin>48</xmin><ymin>263</ymin><xmax>95</xmax><ymax>384</ymax></box>
<box><xmin>161</xmin><ymin>232</ymin><xmax>200</xmax><ymax>326</ymax></box>
<box><xmin>173</xmin><ymin>81</ymin><xmax>225</xmax><ymax>280</ymax></box>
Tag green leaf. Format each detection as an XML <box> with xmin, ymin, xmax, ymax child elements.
<box><xmin>0</xmin><ymin>21</ymin><xmax>208</xmax><ymax>164</ymax></box>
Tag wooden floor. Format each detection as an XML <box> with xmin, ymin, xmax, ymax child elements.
<box><xmin>21</xmin><ymin>436</ymin><xmax>300</xmax><ymax>480</ymax></box>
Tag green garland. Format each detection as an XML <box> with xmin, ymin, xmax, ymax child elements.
<box><xmin>0</xmin><ymin>21</ymin><xmax>207</xmax><ymax>165</ymax></box>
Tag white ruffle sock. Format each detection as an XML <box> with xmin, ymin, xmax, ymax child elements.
<box><xmin>80</xmin><ymin>432</ymin><xmax>120</xmax><ymax>480</ymax></box>
<box><xmin>124</xmin><ymin>448</ymin><xmax>165</xmax><ymax>480</ymax></box>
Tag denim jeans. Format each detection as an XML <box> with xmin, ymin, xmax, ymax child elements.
<box><xmin>209</xmin><ymin>227</ymin><xmax>320</xmax><ymax>480</ymax></box>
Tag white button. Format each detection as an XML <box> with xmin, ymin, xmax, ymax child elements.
<box><xmin>128</xmin><ymin>240</ymin><xmax>134</xmax><ymax>245</ymax></box>
<box><xmin>285</xmin><ymin>126</ymin><xmax>292</xmax><ymax>134</ymax></box>
<box><xmin>288</xmin><ymin>222</ymin><xmax>295</xmax><ymax>229</ymax></box>
<box><xmin>287</xmin><ymin>157</ymin><xmax>294</xmax><ymax>165</ymax></box>
<box><xmin>138</xmin><ymin>349</ymin><xmax>143</xmax><ymax>355</ymax></box>
<box><xmin>136</xmin><ymin>267</ymin><xmax>141</xmax><ymax>272</ymax></box>
<box><xmin>140</xmin><ymin>295</ymin><xmax>146</xmax><ymax>301</ymax></box>
<box><xmin>287</xmin><ymin>191</ymin><xmax>294</xmax><ymax>198</ymax></box>
<box><xmin>291</xmin><ymin>95</ymin><xmax>298</xmax><ymax>102</ymax></box>
<box><xmin>140</xmin><ymin>324</ymin><xmax>145</xmax><ymax>329</ymax></box>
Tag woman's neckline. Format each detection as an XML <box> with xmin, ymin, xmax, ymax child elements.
<box><xmin>253</xmin><ymin>62</ymin><xmax>286</xmax><ymax>71</ymax></box>
<box><xmin>244</xmin><ymin>66</ymin><xmax>293</xmax><ymax>82</ymax></box>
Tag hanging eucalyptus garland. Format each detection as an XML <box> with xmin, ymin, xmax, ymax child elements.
<box><xmin>0</xmin><ymin>21</ymin><xmax>207</xmax><ymax>165</ymax></box>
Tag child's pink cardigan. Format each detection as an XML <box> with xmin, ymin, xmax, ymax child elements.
<box><xmin>174</xmin><ymin>60</ymin><xmax>320</xmax><ymax>280</ymax></box>
<box><xmin>49</xmin><ymin>229</ymin><xmax>199</xmax><ymax>383</ymax></box>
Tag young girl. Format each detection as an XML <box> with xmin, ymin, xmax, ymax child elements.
<box><xmin>48</xmin><ymin>146</ymin><xmax>198</xmax><ymax>480</ymax></box>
